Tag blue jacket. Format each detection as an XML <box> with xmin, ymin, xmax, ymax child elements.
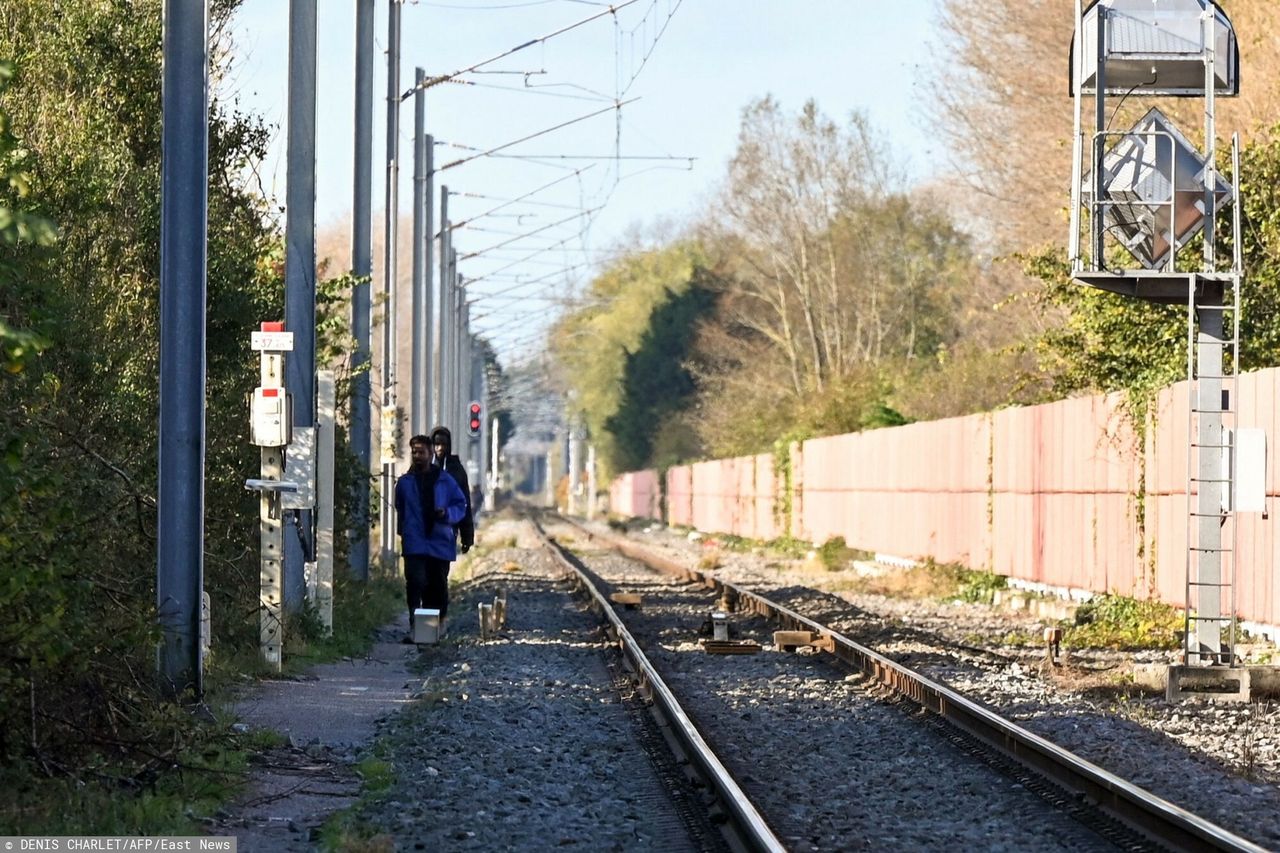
<box><xmin>394</xmin><ymin>466</ymin><xmax>469</xmax><ymax>559</ymax></box>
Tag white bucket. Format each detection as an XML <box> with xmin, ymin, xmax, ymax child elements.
<box><xmin>413</xmin><ymin>608</ymin><xmax>441</xmax><ymax>644</ymax></box>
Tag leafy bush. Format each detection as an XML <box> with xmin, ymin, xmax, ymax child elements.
<box><xmin>1068</xmin><ymin>594</ymin><xmax>1182</xmax><ymax>650</ymax></box>
<box><xmin>954</xmin><ymin>569</ymin><xmax>1008</xmax><ymax>604</ymax></box>
<box><xmin>816</xmin><ymin>536</ymin><xmax>874</xmax><ymax>570</ymax></box>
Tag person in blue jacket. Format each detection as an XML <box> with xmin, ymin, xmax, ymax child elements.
<box><xmin>395</xmin><ymin>434</ymin><xmax>469</xmax><ymax>643</ymax></box>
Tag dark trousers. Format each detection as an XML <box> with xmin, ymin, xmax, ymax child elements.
<box><xmin>405</xmin><ymin>555</ymin><xmax>451</xmax><ymax>622</ymax></box>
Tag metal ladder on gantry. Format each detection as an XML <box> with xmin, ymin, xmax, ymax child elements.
<box><xmin>1067</xmin><ymin>0</ymin><xmax>1249</xmax><ymax>699</ymax></box>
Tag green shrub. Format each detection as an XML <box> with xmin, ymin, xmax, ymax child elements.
<box><xmin>954</xmin><ymin>569</ymin><xmax>1007</xmax><ymax>604</ymax></box>
<box><xmin>1068</xmin><ymin>594</ymin><xmax>1181</xmax><ymax>650</ymax></box>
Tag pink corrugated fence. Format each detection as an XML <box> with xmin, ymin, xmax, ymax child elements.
<box><xmin>608</xmin><ymin>368</ymin><xmax>1280</xmax><ymax>624</ymax></box>
<box><xmin>608</xmin><ymin>470</ymin><xmax>660</xmax><ymax>520</ymax></box>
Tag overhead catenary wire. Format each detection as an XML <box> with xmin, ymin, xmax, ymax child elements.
<box><xmin>472</xmin><ymin>301</ymin><xmax>568</xmax><ymax>324</ymax></box>
<box><xmin>435</xmin><ymin>98</ymin><xmax>639</xmax><ymax>173</ymax></box>
<box><xmin>462</xmin><ymin>206</ymin><xmax>602</xmax><ymax>260</ymax></box>
<box><xmin>442</xmin><ymin>77</ymin><xmax>614</xmax><ymax>103</ymax></box>
<box><xmin>401</xmin><ymin>0</ymin><xmax>641</xmax><ymax>99</ymax></box>
<box><xmin>482</xmin><ymin>318</ymin><xmax>564</xmax><ymax>352</ymax></box>
<box><xmin>466</xmin><ymin>269</ymin><xmax>584</xmax><ymax>302</ymax></box>
<box><xmin>616</xmin><ymin>0</ymin><xmax>684</xmax><ymax>98</ymax></box>
<box><xmin>444</xmin><ymin>167</ymin><xmax>596</xmax><ymax>234</ymax></box>
<box><xmin>460</xmin><ymin>220</ymin><xmax>601</xmax><ymax>283</ymax></box>
<box><xmin>452</xmin><ymin>191</ymin><xmax>584</xmax><ymax>212</ymax></box>
<box><xmin>466</xmin><ymin>263</ymin><xmax>591</xmax><ymax>290</ymax></box>
<box><xmin>451</xmin><ymin>152</ymin><xmax>695</xmax><ymax>163</ymax></box>
<box><xmin>392</xmin><ymin>0</ymin><xmax>689</xmax><ymax>385</ymax></box>
<box><xmin>469</xmin><ymin>293</ymin><xmax>581</xmax><ymax>303</ymax></box>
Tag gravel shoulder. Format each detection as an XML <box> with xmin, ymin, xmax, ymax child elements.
<box><xmin>347</xmin><ymin>517</ymin><xmax>722</xmax><ymax>852</ymax></box>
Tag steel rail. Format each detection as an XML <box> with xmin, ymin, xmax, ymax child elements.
<box><xmin>563</xmin><ymin>518</ymin><xmax>1266</xmax><ymax>853</ymax></box>
<box><xmin>530</xmin><ymin>517</ymin><xmax>785</xmax><ymax>853</ymax></box>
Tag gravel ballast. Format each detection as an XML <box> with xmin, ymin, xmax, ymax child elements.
<box><xmin>553</xmin><ymin>528</ymin><xmax>1122</xmax><ymax>852</ymax></box>
<box><xmin>350</xmin><ymin>518</ymin><xmax>721</xmax><ymax>852</ymax></box>
<box><xmin>328</xmin><ymin>511</ymin><xmax>1280</xmax><ymax>850</ymax></box>
<box><xmin>602</xmin><ymin>520</ymin><xmax>1280</xmax><ymax>849</ymax></box>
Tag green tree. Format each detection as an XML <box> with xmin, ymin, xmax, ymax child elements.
<box><xmin>0</xmin><ymin>0</ymin><xmax>294</xmax><ymax>804</ymax></box>
<box><xmin>605</xmin><ymin>276</ymin><xmax>714</xmax><ymax>471</ymax></box>
<box><xmin>550</xmin><ymin>242</ymin><xmax>710</xmax><ymax>477</ymax></box>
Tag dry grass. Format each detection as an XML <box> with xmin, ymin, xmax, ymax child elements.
<box><xmin>851</xmin><ymin>565</ymin><xmax>962</xmax><ymax>600</ymax></box>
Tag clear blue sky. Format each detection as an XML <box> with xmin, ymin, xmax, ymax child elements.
<box><xmin>226</xmin><ymin>0</ymin><xmax>943</xmax><ymax>359</ymax></box>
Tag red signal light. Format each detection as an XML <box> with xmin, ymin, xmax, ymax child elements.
<box><xmin>468</xmin><ymin>401</ymin><xmax>482</xmax><ymax>436</ymax></box>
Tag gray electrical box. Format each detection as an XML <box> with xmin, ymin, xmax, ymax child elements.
<box><xmin>282</xmin><ymin>427</ymin><xmax>316</xmax><ymax>510</ymax></box>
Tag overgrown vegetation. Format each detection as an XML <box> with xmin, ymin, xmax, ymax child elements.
<box><xmin>1067</xmin><ymin>594</ymin><xmax>1183</xmax><ymax>651</ymax></box>
<box><xmin>841</xmin><ymin>559</ymin><xmax>1007</xmax><ymax>604</ymax></box>
<box><xmin>0</xmin><ymin>724</ymin><xmax>285</xmax><ymax>836</ymax></box>
<box><xmin>317</xmin><ymin>740</ymin><xmax>398</xmax><ymax>852</ymax></box>
<box><xmin>815</xmin><ymin>536</ymin><xmax>866</xmax><ymax>571</ymax></box>
<box><xmin>0</xmin><ymin>1</ymin><xmax>383</xmax><ymax>834</ymax></box>
<box><xmin>274</xmin><ymin>576</ymin><xmax>401</xmax><ymax>674</ymax></box>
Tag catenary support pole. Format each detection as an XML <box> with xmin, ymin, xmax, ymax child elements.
<box><xmin>411</xmin><ymin>68</ymin><xmax>431</xmax><ymax>435</ymax></box>
<box><xmin>586</xmin><ymin>443</ymin><xmax>596</xmax><ymax>520</ymax></box>
<box><xmin>283</xmin><ymin>0</ymin><xmax>317</xmax><ymax>613</ymax></box>
<box><xmin>545</xmin><ymin>451</ymin><xmax>554</xmax><ymax>507</ymax></box>
<box><xmin>157</xmin><ymin>0</ymin><xmax>209</xmax><ymax>699</ymax></box>
<box><xmin>476</xmin><ymin>358</ymin><xmax>488</xmax><ymax>502</ymax></box>
<box><xmin>348</xmin><ymin>0</ymin><xmax>374</xmax><ymax>581</ymax></box>
<box><xmin>442</xmin><ymin>250</ymin><xmax>452</xmax><ymax>436</ymax></box>
<box><xmin>435</xmin><ymin>188</ymin><xmax>449</xmax><ymax>428</ymax></box>
<box><xmin>487</xmin><ymin>415</ymin><xmax>499</xmax><ymax>511</ymax></box>
<box><xmin>380</xmin><ymin>0</ymin><xmax>402</xmax><ymax>566</ymax></box>
<box><xmin>455</xmin><ymin>245</ymin><xmax>465</xmax><ymax>435</ymax></box>
<box><xmin>424</xmin><ymin>132</ymin><xmax>435</xmax><ymax>430</ymax></box>
<box><xmin>567</xmin><ymin>420</ymin><xmax>579</xmax><ymax>516</ymax></box>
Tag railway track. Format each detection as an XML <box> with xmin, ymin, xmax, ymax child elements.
<box><xmin>534</xmin><ymin>511</ymin><xmax>1266</xmax><ymax>853</ymax></box>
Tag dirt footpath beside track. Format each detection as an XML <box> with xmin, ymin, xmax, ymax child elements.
<box><xmin>207</xmin><ymin>617</ymin><xmax>421</xmax><ymax>851</ymax></box>
<box><xmin>206</xmin><ymin>517</ymin><xmax>535</xmax><ymax>851</ymax></box>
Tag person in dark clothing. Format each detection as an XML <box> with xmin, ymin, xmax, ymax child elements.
<box><xmin>428</xmin><ymin>425</ymin><xmax>475</xmax><ymax>553</ymax></box>
<box><xmin>395</xmin><ymin>434</ymin><xmax>468</xmax><ymax>643</ymax></box>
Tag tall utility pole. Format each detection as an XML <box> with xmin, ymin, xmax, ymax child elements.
<box><xmin>463</xmin><ymin>311</ymin><xmax>473</xmax><ymax>452</ymax></box>
<box><xmin>380</xmin><ymin>0</ymin><xmax>402</xmax><ymax>564</ymax></box>
<box><xmin>476</xmin><ymin>357</ymin><xmax>488</xmax><ymax>496</ymax></box>
<box><xmin>449</xmin><ymin>247</ymin><xmax>459</xmax><ymax>437</ymax></box>
<box><xmin>411</xmin><ymin>67</ymin><xmax>433</xmax><ymax>436</ymax></box>
<box><xmin>283</xmin><ymin>0</ymin><xmax>317</xmax><ymax>613</ymax></box>
<box><xmin>487</xmin><ymin>415</ymin><xmax>499</xmax><ymax>511</ymax></box>
<box><xmin>435</xmin><ymin>187</ymin><xmax>449</xmax><ymax>431</ymax></box>
<box><xmin>455</xmin><ymin>245</ymin><xmax>465</xmax><ymax>435</ymax></box>
<box><xmin>348</xmin><ymin>0</ymin><xmax>374</xmax><ymax>581</ymax></box>
<box><xmin>157</xmin><ymin>0</ymin><xmax>209</xmax><ymax>698</ymax></box>
<box><xmin>586</xmin><ymin>443</ymin><xmax>597</xmax><ymax>519</ymax></box>
<box><xmin>567</xmin><ymin>419</ymin><xmax>579</xmax><ymax>515</ymax></box>
<box><xmin>461</xmin><ymin>308</ymin><xmax>472</xmax><ymax>437</ymax></box>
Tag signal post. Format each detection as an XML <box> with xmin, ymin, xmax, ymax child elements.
<box><xmin>245</xmin><ymin>322</ymin><xmax>298</xmax><ymax>671</ymax></box>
